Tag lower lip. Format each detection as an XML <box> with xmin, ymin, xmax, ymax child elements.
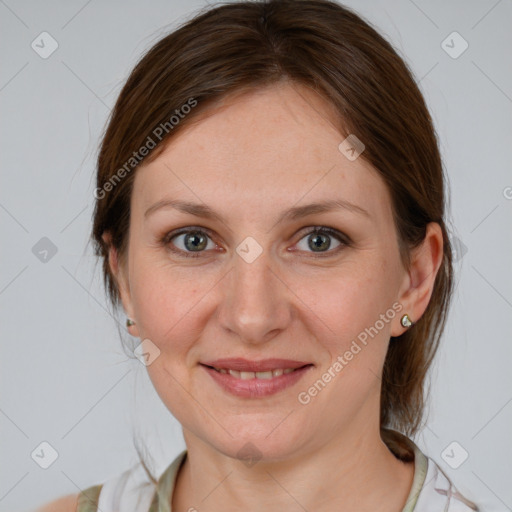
<box><xmin>201</xmin><ymin>364</ymin><xmax>313</xmax><ymax>398</ymax></box>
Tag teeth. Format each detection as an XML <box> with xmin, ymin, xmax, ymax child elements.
<box><xmin>213</xmin><ymin>367</ymin><xmax>300</xmax><ymax>379</ymax></box>
<box><xmin>255</xmin><ymin>371</ymin><xmax>273</xmax><ymax>379</ymax></box>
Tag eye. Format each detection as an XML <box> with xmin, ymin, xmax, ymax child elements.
<box><xmin>162</xmin><ymin>228</ymin><xmax>217</xmax><ymax>258</ymax></box>
<box><xmin>294</xmin><ymin>226</ymin><xmax>348</xmax><ymax>256</ymax></box>
<box><xmin>161</xmin><ymin>226</ymin><xmax>350</xmax><ymax>259</ymax></box>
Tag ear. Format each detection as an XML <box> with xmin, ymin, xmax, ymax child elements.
<box><xmin>392</xmin><ymin>222</ymin><xmax>444</xmax><ymax>337</ymax></box>
<box><xmin>102</xmin><ymin>232</ymin><xmax>140</xmax><ymax>338</ymax></box>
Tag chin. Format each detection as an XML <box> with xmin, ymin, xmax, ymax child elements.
<box><xmin>208</xmin><ymin>424</ymin><xmax>306</xmax><ymax>464</ymax></box>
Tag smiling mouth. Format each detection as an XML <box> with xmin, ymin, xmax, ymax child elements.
<box><xmin>202</xmin><ymin>364</ymin><xmax>312</xmax><ymax>380</ymax></box>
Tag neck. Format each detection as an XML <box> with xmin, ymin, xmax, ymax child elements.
<box><xmin>172</xmin><ymin>425</ymin><xmax>415</xmax><ymax>512</ymax></box>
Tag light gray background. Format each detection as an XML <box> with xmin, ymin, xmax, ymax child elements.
<box><xmin>1</xmin><ymin>1</ymin><xmax>511</xmax><ymax>511</ymax></box>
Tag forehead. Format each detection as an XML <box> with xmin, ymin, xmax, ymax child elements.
<box><xmin>133</xmin><ymin>83</ymin><xmax>392</xmax><ymax>225</ymax></box>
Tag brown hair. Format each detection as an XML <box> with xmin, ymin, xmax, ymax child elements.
<box><xmin>92</xmin><ymin>0</ymin><xmax>454</xmax><ymax>470</ymax></box>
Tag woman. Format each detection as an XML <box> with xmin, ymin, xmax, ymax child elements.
<box><xmin>38</xmin><ymin>0</ymin><xmax>480</xmax><ymax>510</ymax></box>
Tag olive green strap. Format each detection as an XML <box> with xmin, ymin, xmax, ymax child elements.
<box><xmin>401</xmin><ymin>445</ymin><xmax>429</xmax><ymax>512</ymax></box>
<box><xmin>148</xmin><ymin>488</ymin><xmax>160</xmax><ymax>512</ymax></box>
<box><xmin>76</xmin><ymin>484</ymin><xmax>103</xmax><ymax>512</ymax></box>
<box><xmin>149</xmin><ymin>450</ymin><xmax>188</xmax><ymax>512</ymax></box>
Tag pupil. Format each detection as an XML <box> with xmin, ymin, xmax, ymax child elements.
<box><xmin>309</xmin><ymin>233</ymin><xmax>330</xmax><ymax>251</ymax></box>
<box><xmin>185</xmin><ymin>232</ymin><xmax>207</xmax><ymax>251</ymax></box>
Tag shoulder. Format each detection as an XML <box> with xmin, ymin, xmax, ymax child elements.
<box><xmin>36</xmin><ymin>492</ymin><xmax>80</xmax><ymax>512</ymax></box>
<box><xmin>393</xmin><ymin>433</ymin><xmax>480</xmax><ymax>512</ymax></box>
<box><xmin>36</xmin><ymin>484</ymin><xmax>103</xmax><ymax>512</ymax></box>
<box><xmin>415</xmin><ymin>455</ymin><xmax>480</xmax><ymax>511</ymax></box>
<box><xmin>35</xmin><ymin>452</ymin><xmax>186</xmax><ymax>512</ymax></box>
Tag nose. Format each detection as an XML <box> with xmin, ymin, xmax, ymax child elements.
<box><xmin>217</xmin><ymin>249</ymin><xmax>292</xmax><ymax>345</ymax></box>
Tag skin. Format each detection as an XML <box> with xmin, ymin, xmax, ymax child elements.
<box><xmin>106</xmin><ymin>82</ymin><xmax>443</xmax><ymax>512</ymax></box>
<box><xmin>36</xmin><ymin>493</ymin><xmax>77</xmax><ymax>512</ymax></box>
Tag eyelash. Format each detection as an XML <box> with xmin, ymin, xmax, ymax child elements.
<box><xmin>159</xmin><ymin>226</ymin><xmax>351</xmax><ymax>259</ymax></box>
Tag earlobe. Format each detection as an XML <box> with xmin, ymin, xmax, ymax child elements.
<box><xmin>102</xmin><ymin>232</ymin><xmax>140</xmax><ymax>338</ymax></box>
<box><xmin>393</xmin><ymin>222</ymin><xmax>444</xmax><ymax>336</ymax></box>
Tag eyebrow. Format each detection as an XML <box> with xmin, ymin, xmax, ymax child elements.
<box><xmin>144</xmin><ymin>198</ymin><xmax>370</xmax><ymax>224</ymax></box>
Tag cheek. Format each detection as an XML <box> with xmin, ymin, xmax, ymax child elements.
<box><xmin>129</xmin><ymin>253</ymin><xmax>207</xmax><ymax>346</ymax></box>
<box><xmin>303</xmin><ymin>261</ymin><xmax>389</xmax><ymax>340</ymax></box>
<box><xmin>302</xmin><ymin>257</ymin><xmax>397</xmax><ymax>388</ymax></box>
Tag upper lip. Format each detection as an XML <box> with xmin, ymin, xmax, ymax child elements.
<box><xmin>200</xmin><ymin>358</ymin><xmax>313</xmax><ymax>372</ymax></box>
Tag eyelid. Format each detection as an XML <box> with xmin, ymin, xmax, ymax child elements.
<box><xmin>296</xmin><ymin>225</ymin><xmax>349</xmax><ymax>242</ymax></box>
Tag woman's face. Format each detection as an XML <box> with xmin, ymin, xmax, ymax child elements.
<box><xmin>115</xmin><ymin>83</ymin><xmax>414</xmax><ymax>460</ymax></box>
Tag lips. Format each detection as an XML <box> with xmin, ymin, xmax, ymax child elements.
<box><xmin>200</xmin><ymin>360</ymin><xmax>314</xmax><ymax>398</ymax></box>
<box><xmin>200</xmin><ymin>358</ymin><xmax>312</xmax><ymax>373</ymax></box>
